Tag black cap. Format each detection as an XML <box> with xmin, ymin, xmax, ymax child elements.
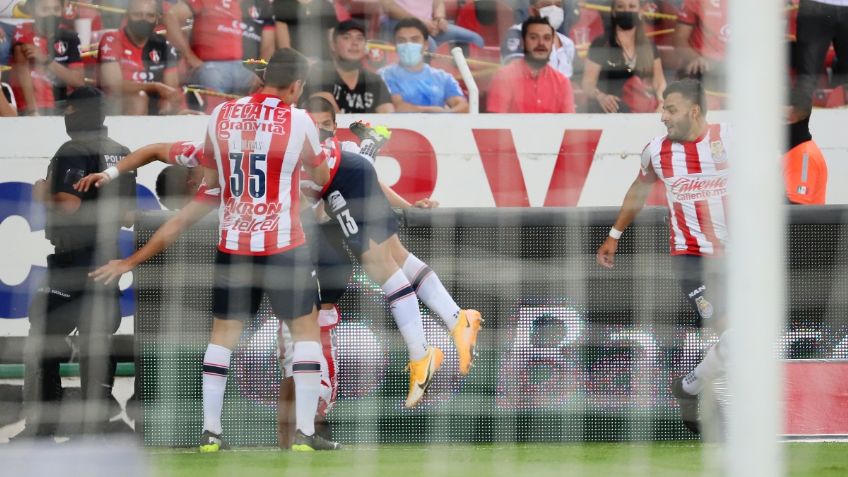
<box><xmin>67</xmin><ymin>86</ymin><xmax>105</xmax><ymax>107</ymax></box>
<box><xmin>334</xmin><ymin>19</ymin><xmax>366</xmax><ymax>37</ymax></box>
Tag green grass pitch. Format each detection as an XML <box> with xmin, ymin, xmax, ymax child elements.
<box><xmin>151</xmin><ymin>442</ymin><xmax>848</xmax><ymax>477</ymax></box>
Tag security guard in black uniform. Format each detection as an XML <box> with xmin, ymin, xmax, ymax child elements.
<box><xmin>23</xmin><ymin>87</ymin><xmax>136</xmax><ymax>437</ymax></box>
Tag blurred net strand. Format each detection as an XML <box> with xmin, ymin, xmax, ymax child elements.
<box><xmin>580</xmin><ymin>2</ymin><xmax>678</xmax><ymax>20</ymax></box>
<box><xmin>183</xmin><ymin>87</ymin><xmax>240</xmax><ymax>99</ymax></box>
<box><xmin>579</xmin><ymin>1</ymin><xmax>798</xmax><ymax>19</ymax></box>
<box><xmin>68</xmin><ymin>1</ymin><xmax>126</xmax><ymax>14</ymax></box>
<box><xmin>366</xmin><ymin>42</ymin><xmax>501</xmax><ymax>68</ymax></box>
<box><xmin>77</xmin><ymin>26</ymin><xmax>190</xmax><ymax>57</ymax></box>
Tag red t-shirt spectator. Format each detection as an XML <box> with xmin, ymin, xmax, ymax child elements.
<box><xmin>98</xmin><ymin>28</ymin><xmax>177</xmax><ymax>84</ymax></box>
<box><xmin>183</xmin><ymin>0</ymin><xmax>274</xmax><ymax>61</ymax></box>
<box><xmin>11</xmin><ymin>23</ymin><xmax>83</xmax><ymax>112</ymax></box>
<box><xmin>677</xmin><ymin>0</ymin><xmax>728</xmax><ymax>61</ymax></box>
<box><xmin>486</xmin><ymin>59</ymin><xmax>575</xmax><ymax>113</ymax></box>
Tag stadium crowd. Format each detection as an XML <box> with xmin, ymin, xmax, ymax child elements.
<box><xmin>0</xmin><ymin>0</ymin><xmax>842</xmax><ymax>117</ymax></box>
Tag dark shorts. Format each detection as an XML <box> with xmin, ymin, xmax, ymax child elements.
<box><xmin>323</xmin><ymin>151</ymin><xmax>400</xmax><ymax>257</ymax></box>
<box><xmin>672</xmin><ymin>254</ymin><xmax>725</xmax><ymax>326</ymax></box>
<box><xmin>305</xmin><ymin>218</ymin><xmax>355</xmax><ymax>305</ymax></box>
<box><xmin>212</xmin><ymin>246</ymin><xmax>318</xmax><ymax>322</ymax></box>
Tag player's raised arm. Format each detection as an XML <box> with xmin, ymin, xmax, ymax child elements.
<box><xmin>89</xmin><ymin>165</ymin><xmax>220</xmax><ymax>284</ymax></box>
<box><xmin>596</xmin><ymin>174</ymin><xmax>655</xmax><ymax>269</ymax></box>
<box><xmin>75</xmin><ymin>142</ymin><xmax>176</xmax><ymax>192</ymax></box>
<box><xmin>301</xmin><ymin>118</ymin><xmax>330</xmax><ymax>186</ymax></box>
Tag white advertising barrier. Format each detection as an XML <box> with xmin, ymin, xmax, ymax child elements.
<box><xmin>0</xmin><ymin>111</ymin><xmax>846</xmax><ymax>337</ymax></box>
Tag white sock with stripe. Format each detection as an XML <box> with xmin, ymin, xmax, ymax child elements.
<box><xmin>202</xmin><ymin>343</ymin><xmax>232</xmax><ymax>435</ymax></box>
<box><xmin>292</xmin><ymin>340</ymin><xmax>323</xmax><ymax>436</ymax></box>
<box><xmin>382</xmin><ymin>270</ymin><xmax>428</xmax><ymax>361</ymax></box>
<box><xmin>682</xmin><ymin>332</ymin><xmax>729</xmax><ymax>395</ymax></box>
<box><xmin>401</xmin><ymin>254</ymin><xmax>461</xmax><ymax>331</ymax></box>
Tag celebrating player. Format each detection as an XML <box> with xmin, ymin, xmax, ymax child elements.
<box><xmin>302</xmin><ymin>96</ymin><xmax>483</xmax><ymax>407</ymax></box>
<box><xmin>87</xmin><ymin>48</ymin><xmax>341</xmax><ymax>452</ymax></box>
<box><xmin>596</xmin><ymin>79</ymin><xmax>729</xmax><ymax>435</ymax></box>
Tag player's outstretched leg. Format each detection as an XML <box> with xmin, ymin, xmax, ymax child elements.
<box><xmin>670</xmin><ymin>376</ymin><xmax>700</xmax><ymax>434</ymax></box>
<box><xmin>390</xmin><ymin>237</ymin><xmax>483</xmax><ymax>375</ymax></box>
<box><xmin>671</xmin><ymin>331</ymin><xmax>730</xmax><ymax>434</ymax></box>
<box><xmin>199</xmin><ymin>318</ymin><xmax>244</xmax><ymax>452</ymax></box>
<box><xmin>361</xmin><ymin>239</ymin><xmax>443</xmax><ymax>408</ymax></box>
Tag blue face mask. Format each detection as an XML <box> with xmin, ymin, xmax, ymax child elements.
<box><xmin>397</xmin><ymin>42</ymin><xmax>424</xmax><ymax>67</ymax></box>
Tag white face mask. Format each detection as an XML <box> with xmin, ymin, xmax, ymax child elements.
<box><xmin>539</xmin><ymin>5</ymin><xmax>564</xmax><ymax>31</ymax></box>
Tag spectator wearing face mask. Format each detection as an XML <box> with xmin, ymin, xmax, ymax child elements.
<box><xmin>378</xmin><ymin>18</ymin><xmax>469</xmax><ymax>113</ymax></box>
<box><xmin>501</xmin><ymin>0</ymin><xmax>576</xmax><ymax>79</ymax></box>
<box><xmin>97</xmin><ymin>0</ymin><xmax>181</xmax><ymax>115</ymax></box>
<box><xmin>11</xmin><ymin>0</ymin><xmax>85</xmax><ymax>115</ymax></box>
<box><xmin>487</xmin><ymin>16</ymin><xmax>575</xmax><ymax>113</ymax></box>
<box><xmin>582</xmin><ymin>0</ymin><xmax>666</xmax><ymax>113</ymax></box>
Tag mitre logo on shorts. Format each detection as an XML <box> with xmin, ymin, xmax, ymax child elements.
<box><xmin>669</xmin><ymin>177</ymin><xmax>727</xmax><ymax>201</ymax></box>
<box><xmin>221</xmin><ymin>198</ymin><xmax>283</xmax><ymax>232</ymax></box>
<box><xmin>695</xmin><ymin>296</ymin><xmax>714</xmax><ymax>319</ymax></box>
<box><xmin>327</xmin><ymin>191</ymin><xmax>346</xmax><ymax>212</ymax></box>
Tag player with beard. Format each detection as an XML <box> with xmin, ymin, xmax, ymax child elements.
<box><xmin>303</xmin><ymin>19</ymin><xmax>395</xmax><ymax>114</ymax></box>
<box><xmin>596</xmin><ymin>79</ymin><xmax>730</xmax><ymax>435</ymax></box>
<box><xmin>486</xmin><ymin>16</ymin><xmax>575</xmax><ymax>113</ymax></box>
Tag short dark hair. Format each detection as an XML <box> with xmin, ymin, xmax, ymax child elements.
<box><xmin>663</xmin><ymin>79</ymin><xmax>707</xmax><ymax>116</ymax></box>
<box><xmin>393</xmin><ymin>17</ymin><xmax>429</xmax><ymax>41</ymax></box>
<box><xmin>333</xmin><ymin>19</ymin><xmax>366</xmax><ymax>39</ymax></box>
<box><xmin>155</xmin><ymin>165</ymin><xmax>190</xmax><ymax>210</ymax></box>
<box><xmin>521</xmin><ymin>16</ymin><xmax>554</xmax><ymax>41</ymax></box>
<box><xmin>305</xmin><ymin>95</ymin><xmax>336</xmax><ymax>123</ymax></box>
<box><xmin>263</xmin><ymin>48</ymin><xmax>310</xmax><ymax>89</ymax></box>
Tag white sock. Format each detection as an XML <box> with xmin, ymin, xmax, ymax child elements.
<box><xmin>202</xmin><ymin>343</ymin><xmax>232</xmax><ymax>435</ymax></box>
<box><xmin>682</xmin><ymin>335</ymin><xmax>728</xmax><ymax>395</ymax></box>
<box><xmin>292</xmin><ymin>341</ymin><xmax>323</xmax><ymax>436</ymax></box>
<box><xmin>401</xmin><ymin>254</ymin><xmax>461</xmax><ymax>331</ymax></box>
<box><xmin>382</xmin><ymin>269</ymin><xmax>428</xmax><ymax>361</ymax></box>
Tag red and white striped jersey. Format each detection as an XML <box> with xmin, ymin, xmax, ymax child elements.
<box><xmin>199</xmin><ymin>93</ymin><xmax>326</xmax><ymax>255</ymax></box>
<box><xmin>639</xmin><ymin>123</ymin><xmax>730</xmax><ymax>256</ymax></box>
<box><xmin>167</xmin><ymin>141</ymin><xmax>203</xmax><ymax>167</ymax></box>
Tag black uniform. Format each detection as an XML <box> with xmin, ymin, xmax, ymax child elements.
<box><xmin>24</xmin><ymin>128</ymin><xmax>136</xmax><ymax>435</ymax></box>
<box><xmin>305</xmin><ymin>149</ymin><xmax>400</xmax><ymax>306</ymax></box>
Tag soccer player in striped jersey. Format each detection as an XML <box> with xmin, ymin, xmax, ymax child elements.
<box><xmin>596</xmin><ymin>79</ymin><xmax>729</xmax><ymax>435</ymax></box>
<box><xmin>87</xmin><ymin>49</ymin><xmax>341</xmax><ymax>451</ymax></box>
